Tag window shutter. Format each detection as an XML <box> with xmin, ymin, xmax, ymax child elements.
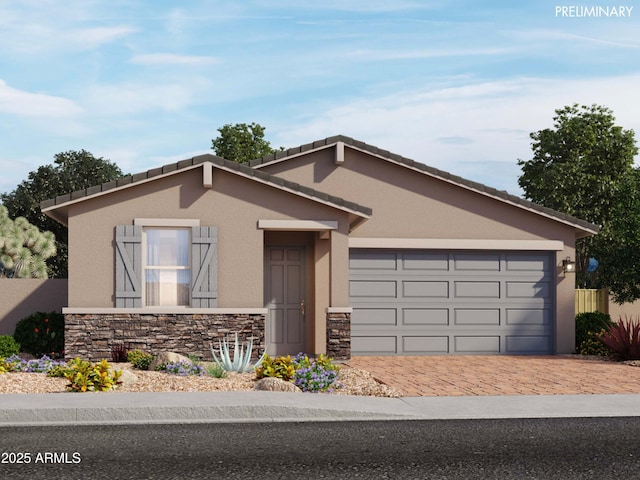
<box><xmin>191</xmin><ymin>226</ymin><xmax>218</xmax><ymax>307</ymax></box>
<box><xmin>115</xmin><ymin>225</ymin><xmax>142</xmax><ymax>307</ymax></box>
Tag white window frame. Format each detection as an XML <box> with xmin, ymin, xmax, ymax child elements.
<box><xmin>135</xmin><ymin>219</ymin><xmax>200</xmax><ymax>308</ymax></box>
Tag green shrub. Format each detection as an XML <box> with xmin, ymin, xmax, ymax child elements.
<box><xmin>601</xmin><ymin>317</ymin><xmax>640</xmax><ymax>361</ymax></box>
<box><xmin>13</xmin><ymin>311</ymin><xmax>64</xmax><ymax>358</ymax></box>
<box><xmin>62</xmin><ymin>358</ymin><xmax>122</xmax><ymax>392</ymax></box>
<box><xmin>575</xmin><ymin>312</ymin><xmax>614</xmax><ymax>356</ymax></box>
<box><xmin>127</xmin><ymin>349</ymin><xmax>154</xmax><ymax>370</ymax></box>
<box><xmin>205</xmin><ymin>362</ymin><xmax>227</xmax><ymax>379</ymax></box>
<box><xmin>0</xmin><ymin>335</ymin><xmax>20</xmax><ymax>357</ymax></box>
<box><xmin>255</xmin><ymin>354</ymin><xmax>297</xmax><ymax>381</ymax></box>
<box><xmin>292</xmin><ymin>353</ymin><xmax>341</xmax><ymax>393</ymax></box>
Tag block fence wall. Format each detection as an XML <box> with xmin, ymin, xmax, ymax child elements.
<box><xmin>64</xmin><ymin>313</ymin><xmax>266</xmax><ymax>361</ymax></box>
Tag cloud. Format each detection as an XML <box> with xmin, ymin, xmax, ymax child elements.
<box><xmin>345</xmin><ymin>47</ymin><xmax>515</xmax><ymax>61</ymax></box>
<box><xmin>0</xmin><ymin>80</ymin><xmax>83</xmax><ymax>118</ymax></box>
<box><xmin>276</xmin><ymin>73</ymin><xmax>640</xmax><ymax>194</ymax></box>
<box><xmin>84</xmin><ymin>83</ymin><xmax>195</xmax><ymax>115</ymax></box>
<box><xmin>130</xmin><ymin>53</ymin><xmax>221</xmax><ymax>66</ymax></box>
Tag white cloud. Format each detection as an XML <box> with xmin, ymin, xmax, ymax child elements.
<box><xmin>277</xmin><ymin>74</ymin><xmax>640</xmax><ymax>194</ymax></box>
<box><xmin>130</xmin><ymin>53</ymin><xmax>221</xmax><ymax>66</ymax></box>
<box><xmin>84</xmin><ymin>83</ymin><xmax>194</xmax><ymax>115</ymax></box>
<box><xmin>0</xmin><ymin>80</ymin><xmax>83</xmax><ymax>118</ymax></box>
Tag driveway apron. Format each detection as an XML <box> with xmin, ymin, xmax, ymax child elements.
<box><xmin>346</xmin><ymin>356</ymin><xmax>640</xmax><ymax>397</ymax></box>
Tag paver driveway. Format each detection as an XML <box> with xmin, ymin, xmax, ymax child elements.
<box><xmin>346</xmin><ymin>356</ymin><xmax>640</xmax><ymax>397</ymax></box>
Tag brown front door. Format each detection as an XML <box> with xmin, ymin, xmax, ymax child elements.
<box><xmin>265</xmin><ymin>246</ymin><xmax>305</xmax><ymax>355</ymax></box>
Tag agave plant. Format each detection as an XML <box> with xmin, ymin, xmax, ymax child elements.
<box><xmin>210</xmin><ymin>333</ymin><xmax>264</xmax><ymax>373</ymax></box>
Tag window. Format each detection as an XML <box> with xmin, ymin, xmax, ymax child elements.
<box><xmin>115</xmin><ymin>223</ymin><xmax>218</xmax><ymax>308</ymax></box>
<box><xmin>144</xmin><ymin>229</ymin><xmax>190</xmax><ymax>306</ymax></box>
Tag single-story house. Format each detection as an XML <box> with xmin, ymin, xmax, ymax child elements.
<box><xmin>41</xmin><ymin>135</ymin><xmax>598</xmax><ymax>360</ymax></box>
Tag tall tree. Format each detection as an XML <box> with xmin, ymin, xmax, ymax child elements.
<box><xmin>211</xmin><ymin>122</ymin><xmax>278</xmax><ymax>164</ymax></box>
<box><xmin>517</xmin><ymin>104</ymin><xmax>638</xmax><ymax>296</ymax></box>
<box><xmin>1</xmin><ymin>150</ymin><xmax>124</xmax><ymax>278</ymax></box>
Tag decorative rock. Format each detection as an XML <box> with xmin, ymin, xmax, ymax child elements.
<box><xmin>148</xmin><ymin>352</ymin><xmax>192</xmax><ymax>371</ymax></box>
<box><xmin>254</xmin><ymin>377</ymin><xmax>300</xmax><ymax>393</ymax></box>
<box><xmin>115</xmin><ymin>368</ymin><xmax>138</xmax><ymax>386</ymax></box>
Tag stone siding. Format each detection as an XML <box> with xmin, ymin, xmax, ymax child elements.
<box><xmin>64</xmin><ymin>313</ymin><xmax>265</xmax><ymax>361</ymax></box>
<box><xmin>326</xmin><ymin>312</ymin><xmax>351</xmax><ymax>360</ymax></box>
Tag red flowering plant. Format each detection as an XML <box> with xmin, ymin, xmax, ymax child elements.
<box><xmin>13</xmin><ymin>311</ymin><xmax>64</xmax><ymax>359</ymax></box>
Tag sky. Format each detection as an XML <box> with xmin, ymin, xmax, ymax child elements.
<box><xmin>1</xmin><ymin>0</ymin><xmax>639</xmax><ymax>197</ymax></box>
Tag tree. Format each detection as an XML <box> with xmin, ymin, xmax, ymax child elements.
<box><xmin>0</xmin><ymin>205</ymin><xmax>56</xmax><ymax>278</ymax></box>
<box><xmin>0</xmin><ymin>150</ymin><xmax>124</xmax><ymax>278</ymax></box>
<box><xmin>211</xmin><ymin>122</ymin><xmax>278</xmax><ymax>164</ymax></box>
<box><xmin>517</xmin><ymin>104</ymin><xmax>639</xmax><ymax>296</ymax></box>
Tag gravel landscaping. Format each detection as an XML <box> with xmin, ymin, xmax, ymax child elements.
<box><xmin>0</xmin><ymin>362</ymin><xmax>403</xmax><ymax>397</ymax></box>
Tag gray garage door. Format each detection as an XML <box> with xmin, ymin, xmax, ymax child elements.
<box><xmin>349</xmin><ymin>250</ymin><xmax>554</xmax><ymax>355</ymax></box>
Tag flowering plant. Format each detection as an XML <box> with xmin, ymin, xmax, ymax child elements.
<box><xmin>161</xmin><ymin>360</ymin><xmax>205</xmax><ymax>376</ymax></box>
<box><xmin>292</xmin><ymin>353</ymin><xmax>341</xmax><ymax>393</ymax></box>
<box><xmin>5</xmin><ymin>354</ymin><xmax>66</xmax><ymax>373</ymax></box>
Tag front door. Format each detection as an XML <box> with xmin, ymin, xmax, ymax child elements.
<box><xmin>265</xmin><ymin>246</ymin><xmax>306</xmax><ymax>355</ymax></box>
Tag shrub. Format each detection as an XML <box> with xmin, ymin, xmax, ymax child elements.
<box><xmin>292</xmin><ymin>353</ymin><xmax>341</xmax><ymax>393</ymax></box>
<box><xmin>255</xmin><ymin>353</ymin><xmax>341</xmax><ymax>392</ymax></box>
<box><xmin>575</xmin><ymin>312</ymin><xmax>614</xmax><ymax>356</ymax></box>
<box><xmin>600</xmin><ymin>317</ymin><xmax>640</xmax><ymax>361</ymax></box>
<box><xmin>62</xmin><ymin>358</ymin><xmax>122</xmax><ymax>392</ymax></box>
<box><xmin>160</xmin><ymin>360</ymin><xmax>204</xmax><ymax>376</ymax></box>
<box><xmin>13</xmin><ymin>311</ymin><xmax>64</xmax><ymax>358</ymax></box>
<box><xmin>210</xmin><ymin>334</ymin><xmax>264</xmax><ymax>373</ymax></box>
<box><xmin>0</xmin><ymin>335</ymin><xmax>20</xmax><ymax>357</ymax></box>
<box><xmin>110</xmin><ymin>344</ymin><xmax>128</xmax><ymax>363</ymax></box>
<box><xmin>205</xmin><ymin>362</ymin><xmax>227</xmax><ymax>378</ymax></box>
<box><xmin>5</xmin><ymin>354</ymin><xmax>66</xmax><ymax>373</ymax></box>
<box><xmin>255</xmin><ymin>354</ymin><xmax>297</xmax><ymax>381</ymax></box>
<box><xmin>127</xmin><ymin>349</ymin><xmax>153</xmax><ymax>370</ymax></box>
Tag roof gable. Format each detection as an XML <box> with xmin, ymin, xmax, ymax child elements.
<box><xmin>250</xmin><ymin>135</ymin><xmax>599</xmax><ymax>237</ymax></box>
<box><xmin>41</xmin><ymin>153</ymin><xmax>371</xmax><ymax>226</ymax></box>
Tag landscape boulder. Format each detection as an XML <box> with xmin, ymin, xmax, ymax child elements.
<box><xmin>254</xmin><ymin>377</ymin><xmax>301</xmax><ymax>393</ymax></box>
<box><xmin>148</xmin><ymin>352</ymin><xmax>192</xmax><ymax>371</ymax></box>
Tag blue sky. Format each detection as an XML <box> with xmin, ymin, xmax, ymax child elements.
<box><xmin>1</xmin><ymin>0</ymin><xmax>639</xmax><ymax>197</ymax></box>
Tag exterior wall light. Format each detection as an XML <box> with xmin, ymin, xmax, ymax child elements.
<box><xmin>562</xmin><ymin>257</ymin><xmax>576</xmax><ymax>273</ymax></box>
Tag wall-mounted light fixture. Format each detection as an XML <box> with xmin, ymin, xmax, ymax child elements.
<box><xmin>562</xmin><ymin>257</ymin><xmax>576</xmax><ymax>273</ymax></box>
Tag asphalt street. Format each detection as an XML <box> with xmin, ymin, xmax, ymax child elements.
<box><xmin>2</xmin><ymin>418</ymin><xmax>639</xmax><ymax>480</ymax></box>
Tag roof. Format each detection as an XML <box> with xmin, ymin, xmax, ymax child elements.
<box><xmin>250</xmin><ymin>134</ymin><xmax>600</xmax><ymax>237</ymax></box>
<box><xmin>40</xmin><ymin>153</ymin><xmax>372</xmax><ymax>226</ymax></box>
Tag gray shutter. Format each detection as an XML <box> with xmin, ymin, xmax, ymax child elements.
<box><xmin>115</xmin><ymin>225</ymin><xmax>142</xmax><ymax>307</ymax></box>
<box><xmin>191</xmin><ymin>226</ymin><xmax>218</xmax><ymax>307</ymax></box>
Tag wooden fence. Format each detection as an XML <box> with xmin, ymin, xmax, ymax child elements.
<box><xmin>575</xmin><ymin>288</ymin><xmax>609</xmax><ymax>314</ymax></box>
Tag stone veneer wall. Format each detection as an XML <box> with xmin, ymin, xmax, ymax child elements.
<box><xmin>326</xmin><ymin>312</ymin><xmax>351</xmax><ymax>360</ymax></box>
<box><xmin>64</xmin><ymin>313</ymin><xmax>265</xmax><ymax>361</ymax></box>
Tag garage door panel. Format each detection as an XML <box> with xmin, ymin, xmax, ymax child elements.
<box><xmin>506</xmin><ymin>281</ymin><xmax>551</xmax><ymax>298</ymax></box>
<box><xmin>402</xmin><ymin>281</ymin><xmax>449</xmax><ymax>298</ymax></box>
<box><xmin>506</xmin><ymin>308</ymin><xmax>550</xmax><ymax>325</ymax></box>
<box><xmin>454</xmin><ymin>281</ymin><xmax>500</xmax><ymax>298</ymax></box>
<box><xmin>506</xmin><ymin>335</ymin><xmax>551</xmax><ymax>353</ymax></box>
<box><xmin>350</xmin><ymin>250</ymin><xmax>554</xmax><ymax>355</ymax></box>
<box><xmin>352</xmin><ymin>336</ymin><xmax>397</xmax><ymax>354</ymax></box>
<box><xmin>403</xmin><ymin>336</ymin><xmax>449</xmax><ymax>354</ymax></box>
<box><xmin>506</xmin><ymin>254</ymin><xmax>550</xmax><ymax>272</ymax></box>
<box><xmin>403</xmin><ymin>308</ymin><xmax>449</xmax><ymax>325</ymax></box>
<box><xmin>350</xmin><ymin>280</ymin><xmax>397</xmax><ymax>298</ymax></box>
<box><xmin>454</xmin><ymin>336</ymin><xmax>501</xmax><ymax>353</ymax></box>
<box><xmin>349</xmin><ymin>251</ymin><xmax>397</xmax><ymax>270</ymax></box>
<box><xmin>402</xmin><ymin>253</ymin><xmax>449</xmax><ymax>270</ymax></box>
<box><xmin>352</xmin><ymin>308</ymin><xmax>397</xmax><ymax>326</ymax></box>
<box><xmin>454</xmin><ymin>254</ymin><xmax>501</xmax><ymax>271</ymax></box>
<box><xmin>455</xmin><ymin>309</ymin><xmax>500</xmax><ymax>325</ymax></box>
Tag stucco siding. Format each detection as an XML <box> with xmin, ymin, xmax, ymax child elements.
<box><xmin>261</xmin><ymin>148</ymin><xmax>576</xmax><ymax>242</ymax></box>
<box><xmin>67</xmin><ymin>167</ymin><xmax>349</xmax><ymax>309</ymax></box>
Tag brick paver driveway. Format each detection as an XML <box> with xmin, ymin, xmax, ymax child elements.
<box><xmin>346</xmin><ymin>356</ymin><xmax>640</xmax><ymax>397</ymax></box>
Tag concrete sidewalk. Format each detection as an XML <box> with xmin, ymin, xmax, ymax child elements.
<box><xmin>2</xmin><ymin>391</ymin><xmax>640</xmax><ymax>426</ymax></box>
